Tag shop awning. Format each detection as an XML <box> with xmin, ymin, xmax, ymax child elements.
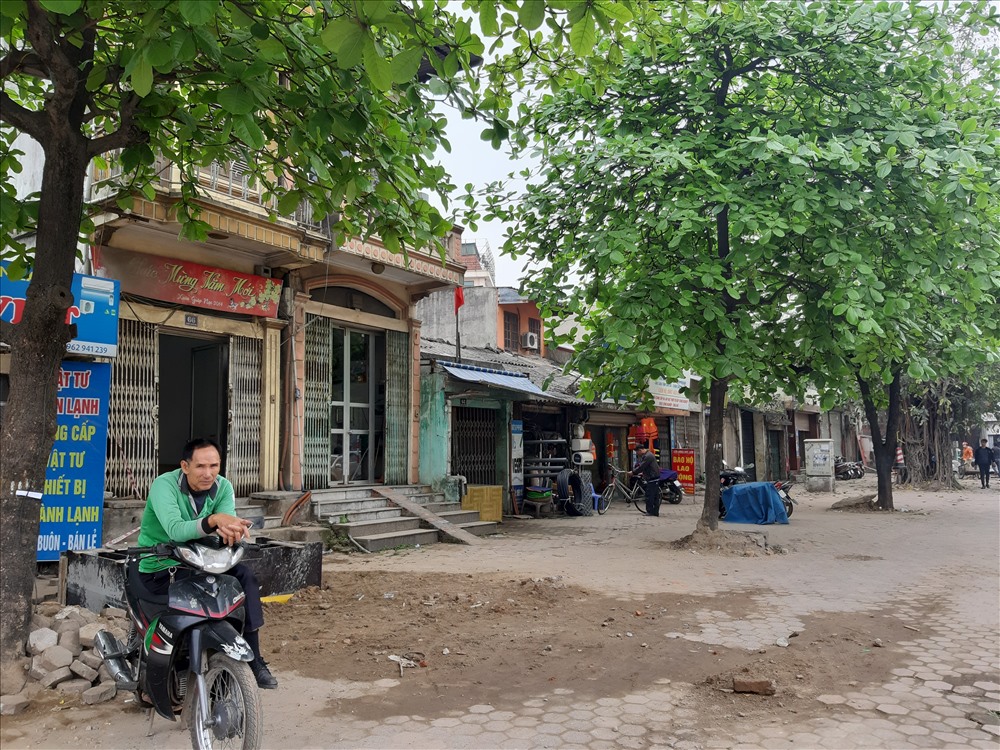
<box><xmin>441</xmin><ymin>361</ymin><xmax>557</xmax><ymax>401</ymax></box>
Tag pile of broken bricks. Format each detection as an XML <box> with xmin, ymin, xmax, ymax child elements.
<box><xmin>0</xmin><ymin>602</ymin><xmax>129</xmax><ymax>716</ymax></box>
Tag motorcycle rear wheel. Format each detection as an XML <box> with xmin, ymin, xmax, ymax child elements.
<box><xmin>661</xmin><ymin>484</ymin><xmax>684</xmax><ymax>505</ymax></box>
<box><xmin>783</xmin><ymin>499</ymin><xmax>794</xmax><ymax>518</ymax></box>
<box><xmin>187</xmin><ymin>654</ymin><xmax>263</xmax><ymax>750</ymax></box>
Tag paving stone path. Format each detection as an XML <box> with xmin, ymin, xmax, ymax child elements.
<box><xmin>298</xmin><ymin>484</ymin><xmax>999</xmax><ymax>749</ymax></box>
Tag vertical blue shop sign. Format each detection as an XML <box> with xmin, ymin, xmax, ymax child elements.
<box><xmin>37</xmin><ymin>361</ymin><xmax>112</xmax><ymax>561</ymax></box>
<box><xmin>0</xmin><ymin>264</ymin><xmax>120</xmax><ymax>357</ymax></box>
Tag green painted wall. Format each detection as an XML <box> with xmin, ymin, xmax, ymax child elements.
<box><xmin>419</xmin><ymin>372</ymin><xmax>449</xmax><ymax>486</ymax></box>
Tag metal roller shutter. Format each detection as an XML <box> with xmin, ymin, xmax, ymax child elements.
<box><xmin>303</xmin><ymin>314</ymin><xmax>332</xmax><ymax>490</ymax></box>
<box><xmin>384</xmin><ymin>330</ymin><xmax>409</xmax><ymax>485</ymax></box>
<box><xmin>106</xmin><ymin>319</ymin><xmax>158</xmax><ymax>497</ymax></box>
<box><xmin>451</xmin><ymin>406</ymin><xmax>498</xmax><ymax>485</ymax></box>
<box><xmin>228</xmin><ymin>335</ymin><xmax>263</xmax><ymax>496</ymax></box>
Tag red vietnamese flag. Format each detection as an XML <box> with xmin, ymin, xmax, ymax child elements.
<box><xmin>455</xmin><ymin>285</ymin><xmax>465</xmax><ymax>314</ymax></box>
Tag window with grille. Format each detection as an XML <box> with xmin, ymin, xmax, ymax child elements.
<box><xmin>528</xmin><ymin>318</ymin><xmax>541</xmax><ymax>340</ymax></box>
<box><xmin>503</xmin><ymin>312</ymin><xmax>519</xmax><ymax>350</ymax></box>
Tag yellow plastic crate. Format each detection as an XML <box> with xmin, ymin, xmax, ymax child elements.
<box><xmin>462</xmin><ymin>485</ymin><xmax>503</xmax><ymax>523</ymax></box>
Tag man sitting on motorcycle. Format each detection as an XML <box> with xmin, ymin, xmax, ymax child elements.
<box><xmin>136</xmin><ymin>437</ymin><xmax>278</xmax><ymax>689</ymax></box>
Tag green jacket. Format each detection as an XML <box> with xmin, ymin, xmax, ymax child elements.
<box><xmin>137</xmin><ymin>469</ymin><xmax>235</xmax><ymax>573</ymax></box>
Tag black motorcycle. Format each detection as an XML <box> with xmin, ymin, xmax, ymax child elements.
<box><xmin>94</xmin><ymin>539</ymin><xmax>263</xmax><ymax>750</ymax></box>
<box><xmin>658</xmin><ymin>468</ymin><xmax>685</xmax><ymax>505</ymax></box>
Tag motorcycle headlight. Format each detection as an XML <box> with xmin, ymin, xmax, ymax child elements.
<box><xmin>178</xmin><ymin>543</ymin><xmax>244</xmax><ymax>573</ymax></box>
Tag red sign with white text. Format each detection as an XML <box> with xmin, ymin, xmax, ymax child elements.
<box><xmin>672</xmin><ymin>448</ymin><xmax>696</xmax><ymax>495</ymax></box>
<box><xmin>92</xmin><ymin>246</ymin><xmax>280</xmax><ymax>317</ymax></box>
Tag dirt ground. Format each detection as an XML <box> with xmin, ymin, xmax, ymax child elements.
<box><xmin>1</xmin><ymin>476</ymin><xmax>985</xmax><ymax>749</ymax></box>
<box><xmin>265</xmin><ymin>568</ymin><xmax>915</xmax><ymax>725</ymax></box>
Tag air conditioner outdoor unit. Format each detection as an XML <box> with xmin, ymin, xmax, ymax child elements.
<box><xmin>520</xmin><ymin>331</ymin><xmax>540</xmax><ymax>350</ymax></box>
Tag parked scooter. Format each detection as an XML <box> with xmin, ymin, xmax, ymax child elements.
<box><xmin>773</xmin><ymin>480</ymin><xmax>797</xmax><ymax>518</ymax></box>
<box><xmin>658</xmin><ymin>468</ymin><xmax>685</xmax><ymax>505</ymax></box>
<box><xmin>718</xmin><ymin>462</ymin><xmax>752</xmax><ymax>518</ymax></box>
<box><xmin>834</xmin><ymin>456</ymin><xmax>864</xmax><ymax>480</ymax></box>
<box><xmin>94</xmin><ymin>539</ymin><xmax>263</xmax><ymax>750</ymax></box>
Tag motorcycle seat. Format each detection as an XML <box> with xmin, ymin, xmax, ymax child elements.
<box><xmin>126</xmin><ymin>559</ymin><xmax>169</xmax><ymax>606</ymax></box>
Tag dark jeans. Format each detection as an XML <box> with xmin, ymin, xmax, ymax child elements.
<box><xmin>140</xmin><ymin>562</ymin><xmax>264</xmax><ymax>631</ymax></box>
<box><xmin>979</xmin><ymin>465</ymin><xmax>991</xmax><ymax>487</ymax></box>
<box><xmin>644</xmin><ymin>480</ymin><xmax>661</xmax><ymax>516</ymax></box>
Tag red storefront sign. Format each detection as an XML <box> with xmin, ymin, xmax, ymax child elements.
<box><xmin>672</xmin><ymin>448</ymin><xmax>696</xmax><ymax>495</ymax></box>
<box><xmin>92</xmin><ymin>246</ymin><xmax>280</xmax><ymax>317</ymax></box>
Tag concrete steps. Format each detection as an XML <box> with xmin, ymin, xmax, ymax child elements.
<box><xmin>313</xmin><ymin>485</ymin><xmax>498</xmax><ymax>551</ymax></box>
<box><xmin>349</xmin><ymin>527</ymin><xmax>441</xmax><ymax>552</ymax></box>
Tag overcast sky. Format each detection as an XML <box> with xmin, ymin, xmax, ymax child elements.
<box><xmin>433</xmin><ymin>110</ymin><xmax>532</xmax><ymax>288</ymax></box>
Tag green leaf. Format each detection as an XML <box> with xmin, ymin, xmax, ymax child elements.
<box><xmin>390</xmin><ymin>47</ymin><xmax>424</xmax><ymax>84</ymax></box>
<box><xmin>568</xmin><ymin>11</ymin><xmax>597</xmax><ymax>56</ymax></box>
<box><xmin>478</xmin><ymin>0</ymin><xmax>498</xmax><ymax>36</ymax></box>
<box><xmin>595</xmin><ymin>0</ymin><xmax>633</xmax><ymax>23</ymax></box>
<box><xmin>232</xmin><ymin>115</ymin><xmax>265</xmax><ymax>150</ymax></box>
<box><xmin>320</xmin><ymin>17</ymin><xmax>360</xmax><ymax>53</ymax></box>
<box><xmin>38</xmin><ymin>0</ymin><xmax>81</xmax><ymax>14</ymax></box>
<box><xmin>277</xmin><ymin>190</ymin><xmax>301</xmax><ymax>216</ymax></box>
<box><xmin>897</xmin><ymin>131</ymin><xmax>916</xmax><ymax>148</ymax></box>
<box><xmin>217</xmin><ymin>86</ymin><xmax>255</xmax><ymax>115</ymax></box>
<box><xmin>178</xmin><ymin>0</ymin><xmax>216</xmax><ymax>25</ymax></box>
<box><xmin>959</xmin><ymin>117</ymin><xmax>977</xmax><ymax>135</ymax></box>
<box><xmin>335</xmin><ymin>24</ymin><xmax>368</xmax><ymax>69</ymax></box>
<box><xmin>130</xmin><ymin>55</ymin><xmax>153</xmax><ymax>97</ymax></box>
<box><xmin>519</xmin><ymin>1</ymin><xmax>545</xmax><ymax>31</ymax></box>
<box><xmin>363</xmin><ymin>43</ymin><xmax>392</xmax><ymax>91</ymax></box>
<box><xmin>684</xmin><ymin>341</ymin><xmax>696</xmax><ymax>357</ymax></box>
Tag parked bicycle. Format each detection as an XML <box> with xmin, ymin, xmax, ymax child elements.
<box><xmin>596</xmin><ymin>465</ymin><xmax>648</xmax><ymax>515</ymax></box>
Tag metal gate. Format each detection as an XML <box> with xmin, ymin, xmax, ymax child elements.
<box><xmin>383</xmin><ymin>330</ymin><xmax>409</xmax><ymax>484</ymax></box>
<box><xmin>740</xmin><ymin>409</ymin><xmax>758</xmax><ymax>481</ymax></box>
<box><xmin>106</xmin><ymin>318</ymin><xmax>158</xmax><ymax>497</ymax></box>
<box><xmin>227</xmin><ymin>335</ymin><xmax>263</xmax><ymax>496</ymax></box>
<box><xmin>302</xmin><ymin>314</ymin><xmax>333</xmax><ymax>490</ymax></box>
<box><xmin>451</xmin><ymin>406</ymin><xmax>497</xmax><ymax>485</ymax></box>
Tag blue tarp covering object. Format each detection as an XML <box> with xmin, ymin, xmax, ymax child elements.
<box><xmin>722</xmin><ymin>482</ymin><xmax>789</xmax><ymax>525</ymax></box>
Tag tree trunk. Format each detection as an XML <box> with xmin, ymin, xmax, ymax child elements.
<box><xmin>857</xmin><ymin>369</ymin><xmax>902</xmax><ymax>511</ymax></box>
<box><xmin>0</xmin><ymin>135</ymin><xmax>88</xmax><ymax>680</ymax></box>
<box><xmin>697</xmin><ymin>378</ymin><xmax>729</xmax><ymax>532</ymax></box>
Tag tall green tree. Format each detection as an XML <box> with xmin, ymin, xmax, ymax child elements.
<box><xmin>0</xmin><ymin>0</ymin><xmax>644</xmax><ymax>678</ymax></box>
<box><xmin>482</xmin><ymin>1</ymin><xmax>1000</xmax><ymax>529</ymax></box>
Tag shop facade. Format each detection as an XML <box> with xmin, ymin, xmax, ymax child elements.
<box><xmin>286</xmin><ymin>237</ymin><xmax>465</xmax><ymax>491</ymax></box>
<box><xmin>88</xmin><ymin>158</ymin><xmax>464</xmax><ymax>497</ymax></box>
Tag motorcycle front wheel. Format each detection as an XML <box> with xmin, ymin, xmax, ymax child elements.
<box><xmin>187</xmin><ymin>654</ymin><xmax>263</xmax><ymax>750</ymax></box>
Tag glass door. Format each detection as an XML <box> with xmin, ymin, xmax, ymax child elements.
<box><xmin>329</xmin><ymin>327</ymin><xmax>385</xmax><ymax>484</ymax></box>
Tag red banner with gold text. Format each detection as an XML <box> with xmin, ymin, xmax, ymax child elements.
<box><xmin>92</xmin><ymin>246</ymin><xmax>280</xmax><ymax>317</ymax></box>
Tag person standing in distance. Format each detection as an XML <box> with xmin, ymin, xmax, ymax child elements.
<box><xmin>973</xmin><ymin>438</ymin><xmax>994</xmax><ymax>490</ymax></box>
<box><xmin>137</xmin><ymin>437</ymin><xmax>278</xmax><ymax>689</ymax></box>
<box><xmin>631</xmin><ymin>445</ymin><xmax>661</xmax><ymax>516</ymax></box>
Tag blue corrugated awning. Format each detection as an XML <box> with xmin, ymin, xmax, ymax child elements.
<box><xmin>441</xmin><ymin>361</ymin><xmax>551</xmax><ymax>400</ymax></box>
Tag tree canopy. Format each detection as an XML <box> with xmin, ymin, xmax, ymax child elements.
<box><xmin>482</xmin><ymin>0</ymin><xmax>1000</xmax><ymax>523</ymax></box>
<box><xmin>0</xmin><ymin>0</ymin><xmax>646</xmax><ymax>674</ymax></box>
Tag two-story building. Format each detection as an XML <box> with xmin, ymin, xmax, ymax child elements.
<box><xmin>87</xmin><ymin>156</ymin><xmax>464</xmax><ymax>498</ymax></box>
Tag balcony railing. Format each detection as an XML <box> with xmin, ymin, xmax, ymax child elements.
<box><xmin>91</xmin><ymin>153</ymin><xmax>325</xmax><ymax>233</ymax></box>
